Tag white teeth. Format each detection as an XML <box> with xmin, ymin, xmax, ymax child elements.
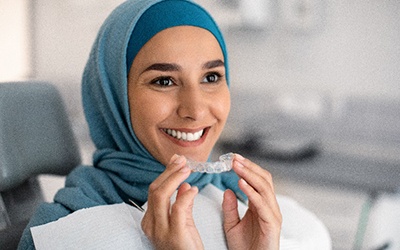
<box><xmin>164</xmin><ymin>129</ymin><xmax>204</xmax><ymax>142</ymax></box>
<box><xmin>182</xmin><ymin>132</ymin><xmax>187</xmax><ymax>140</ymax></box>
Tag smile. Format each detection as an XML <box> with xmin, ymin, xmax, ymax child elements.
<box><xmin>162</xmin><ymin>128</ymin><xmax>204</xmax><ymax>142</ymax></box>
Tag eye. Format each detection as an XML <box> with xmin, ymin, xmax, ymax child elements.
<box><xmin>202</xmin><ymin>73</ymin><xmax>221</xmax><ymax>83</ymax></box>
<box><xmin>151</xmin><ymin>77</ymin><xmax>174</xmax><ymax>87</ymax></box>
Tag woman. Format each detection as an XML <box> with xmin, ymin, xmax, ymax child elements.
<box><xmin>18</xmin><ymin>0</ymin><xmax>282</xmax><ymax>249</ymax></box>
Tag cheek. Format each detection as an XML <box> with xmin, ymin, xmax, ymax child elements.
<box><xmin>129</xmin><ymin>93</ymin><xmax>173</xmax><ymax>135</ymax></box>
<box><xmin>213</xmin><ymin>89</ymin><xmax>231</xmax><ymax>123</ymax></box>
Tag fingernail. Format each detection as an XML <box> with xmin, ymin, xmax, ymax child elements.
<box><xmin>169</xmin><ymin>154</ymin><xmax>179</xmax><ymax>164</ymax></box>
<box><xmin>240</xmin><ymin>178</ymin><xmax>249</xmax><ymax>186</ymax></box>
<box><xmin>235</xmin><ymin>153</ymin><xmax>245</xmax><ymax>161</ymax></box>
<box><xmin>180</xmin><ymin>165</ymin><xmax>190</xmax><ymax>173</ymax></box>
<box><xmin>174</xmin><ymin>155</ymin><xmax>185</xmax><ymax>164</ymax></box>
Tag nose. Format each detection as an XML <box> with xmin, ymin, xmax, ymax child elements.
<box><xmin>177</xmin><ymin>85</ymin><xmax>207</xmax><ymax>121</ymax></box>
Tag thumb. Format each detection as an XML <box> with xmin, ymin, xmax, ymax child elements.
<box><xmin>222</xmin><ymin>189</ymin><xmax>240</xmax><ymax>233</ymax></box>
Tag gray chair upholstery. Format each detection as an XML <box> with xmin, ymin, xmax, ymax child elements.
<box><xmin>0</xmin><ymin>82</ymin><xmax>81</xmax><ymax>249</ymax></box>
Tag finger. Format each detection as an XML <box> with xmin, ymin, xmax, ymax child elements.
<box><xmin>238</xmin><ymin>170</ymin><xmax>280</xmax><ymax>216</ymax></box>
<box><xmin>232</xmin><ymin>155</ymin><xmax>276</xmax><ymax>200</ymax></box>
<box><xmin>176</xmin><ymin>182</ymin><xmax>192</xmax><ymax>199</ymax></box>
<box><xmin>149</xmin><ymin>164</ymin><xmax>191</xmax><ymax>203</ymax></box>
<box><xmin>150</xmin><ymin>154</ymin><xmax>188</xmax><ymax>189</ymax></box>
<box><xmin>222</xmin><ymin>189</ymin><xmax>240</xmax><ymax>233</ymax></box>
<box><xmin>142</xmin><ymin>184</ymin><xmax>193</xmax><ymax>240</ymax></box>
<box><xmin>170</xmin><ymin>185</ymin><xmax>199</xmax><ymax>229</ymax></box>
<box><xmin>239</xmin><ymin>178</ymin><xmax>282</xmax><ymax>225</ymax></box>
<box><xmin>147</xmin><ymin>167</ymin><xmax>191</xmax><ymax>211</ymax></box>
<box><xmin>238</xmin><ymin>178</ymin><xmax>263</xmax><ymax>206</ymax></box>
<box><xmin>146</xmin><ymin>156</ymin><xmax>191</xmax><ymax>228</ymax></box>
<box><xmin>234</xmin><ymin>154</ymin><xmax>274</xmax><ymax>188</ymax></box>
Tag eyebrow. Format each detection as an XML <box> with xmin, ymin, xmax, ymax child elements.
<box><xmin>144</xmin><ymin>63</ymin><xmax>181</xmax><ymax>72</ymax></box>
<box><xmin>142</xmin><ymin>59</ymin><xmax>225</xmax><ymax>73</ymax></box>
<box><xmin>203</xmin><ymin>59</ymin><xmax>225</xmax><ymax>70</ymax></box>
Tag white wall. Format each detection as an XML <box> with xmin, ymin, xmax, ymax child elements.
<box><xmin>0</xmin><ymin>0</ymin><xmax>31</xmax><ymax>81</ymax></box>
<box><xmin>31</xmin><ymin>0</ymin><xmax>400</xmax><ymax>120</ymax></box>
<box><xmin>32</xmin><ymin>0</ymin><xmax>124</xmax><ymax>123</ymax></box>
<box><xmin>215</xmin><ymin>0</ymin><xmax>400</xmax><ymax>99</ymax></box>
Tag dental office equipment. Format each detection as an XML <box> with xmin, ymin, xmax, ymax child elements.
<box><xmin>129</xmin><ymin>199</ymin><xmax>145</xmax><ymax>213</ymax></box>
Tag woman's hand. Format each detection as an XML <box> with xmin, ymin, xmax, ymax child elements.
<box><xmin>141</xmin><ymin>154</ymin><xmax>204</xmax><ymax>250</ymax></box>
<box><xmin>223</xmin><ymin>154</ymin><xmax>282</xmax><ymax>250</ymax></box>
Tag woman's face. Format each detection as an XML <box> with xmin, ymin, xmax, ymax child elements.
<box><xmin>128</xmin><ymin>26</ymin><xmax>230</xmax><ymax>166</ymax></box>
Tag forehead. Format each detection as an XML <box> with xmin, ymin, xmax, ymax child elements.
<box><xmin>136</xmin><ymin>26</ymin><xmax>224</xmax><ymax>62</ymax></box>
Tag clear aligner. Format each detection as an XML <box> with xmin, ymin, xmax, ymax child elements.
<box><xmin>186</xmin><ymin>153</ymin><xmax>234</xmax><ymax>173</ymax></box>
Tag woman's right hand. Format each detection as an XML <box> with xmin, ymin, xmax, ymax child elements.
<box><xmin>141</xmin><ymin>154</ymin><xmax>204</xmax><ymax>250</ymax></box>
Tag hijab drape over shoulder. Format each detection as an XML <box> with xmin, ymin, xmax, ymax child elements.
<box><xmin>18</xmin><ymin>1</ymin><xmax>243</xmax><ymax>248</ymax></box>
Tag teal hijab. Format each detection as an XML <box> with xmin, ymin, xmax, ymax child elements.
<box><xmin>78</xmin><ymin>0</ymin><xmax>243</xmax><ymax>206</ymax></box>
<box><xmin>18</xmin><ymin>1</ymin><xmax>243</xmax><ymax>248</ymax></box>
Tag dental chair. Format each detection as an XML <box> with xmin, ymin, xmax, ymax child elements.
<box><xmin>0</xmin><ymin>82</ymin><xmax>81</xmax><ymax>249</ymax></box>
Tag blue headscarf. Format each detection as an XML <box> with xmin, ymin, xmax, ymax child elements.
<box><xmin>78</xmin><ymin>0</ymin><xmax>243</xmax><ymax>206</ymax></box>
<box><xmin>18</xmin><ymin>1</ymin><xmax>243</xmax><ymax>248</ymax></box>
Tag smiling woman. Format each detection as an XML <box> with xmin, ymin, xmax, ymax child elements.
<box><xmin>18</xmin><ymin>1</ymin><xmax>283</xmax><ymax>249</ymax></box>
<box><xmin>128</xmin><ymin>26</ymin><xmax>230</xmax><ymax>166</ymax></box>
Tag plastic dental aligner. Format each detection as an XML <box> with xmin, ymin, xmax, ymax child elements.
<box><xmin>186</xmin><ymin>153</ymin><xmax>234</xmax><ymax>173</ymax></box>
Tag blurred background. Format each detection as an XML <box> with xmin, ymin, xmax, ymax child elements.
<box><xmin>1</xmin><ymin>0</ymin><xmax>399</xmax><ymax>249</ymax></box>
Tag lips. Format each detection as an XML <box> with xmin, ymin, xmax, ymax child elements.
<box><xmin>162</xmin><ymin>128</ymin><xmax>204</xmax><ymax>142</ymax></box>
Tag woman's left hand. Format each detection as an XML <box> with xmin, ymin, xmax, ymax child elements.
<box><xmin>222</xmin><ymin>154</ymin><xmax>282</xmax><ymax>250</ymax></box>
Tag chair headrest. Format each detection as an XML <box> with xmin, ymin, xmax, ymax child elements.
<box><xmin>0</xmin><ymin>82</ymin><xmax>81</xmax><ymax>191</ymax></box>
